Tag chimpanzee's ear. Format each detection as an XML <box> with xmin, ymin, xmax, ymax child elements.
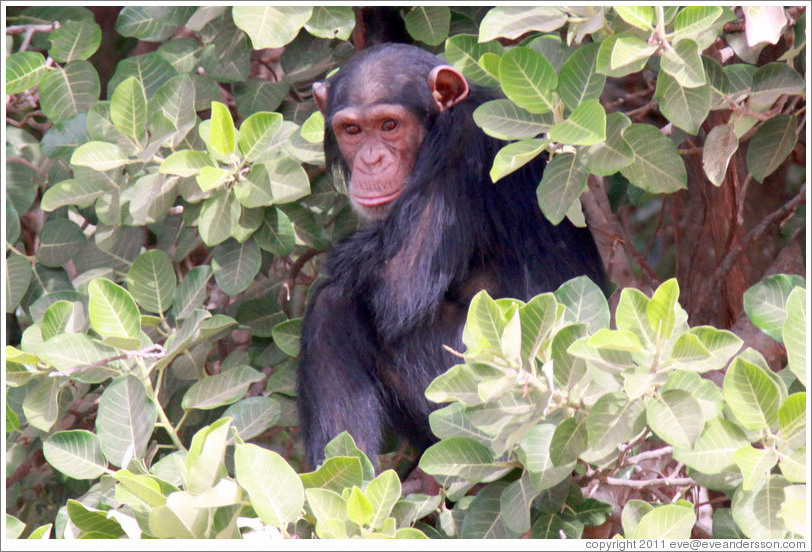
<box><xmin>313</xmin><ymin>81</ymin><xmax>329</xmax><ymax>115</ymax></box>
<box><xmin>427</xmin><ymin>66</ymin><xmax>469</xmax><ymax>111</ymax></box>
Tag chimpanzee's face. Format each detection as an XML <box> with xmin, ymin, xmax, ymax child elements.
<box><xmin>329</xmin><ymin>103</ymin><xmax>425</xmax><ymax>220</ymax></box>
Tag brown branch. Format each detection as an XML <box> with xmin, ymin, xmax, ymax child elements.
<box><xmin>712</xmin><ymin>183</ymin><xmax>806</xmax><ymax>284</ymax></box>
<box><xmin>7</xmin><ymin>157</ymin><xmax>47</xmax><ymax>176</ymax></box>
<box><xmin>278</xmin><ymin>248</ymin><xmax>322</xmax><ymax>308</ymax></box>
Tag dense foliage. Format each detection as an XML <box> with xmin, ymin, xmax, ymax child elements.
<box><xmin>4</xmin><ymin>5</ymin><xmax>807</xmax><ymax>540</ymax></box>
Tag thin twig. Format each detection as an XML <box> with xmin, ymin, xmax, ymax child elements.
<box><xmin>605</xmin><ymin>476</ymin><xmax>694</xmax><ymax>489</ymax></box>
<box><xmin>626</xmin><ymin>446</ymin><xmax>674</xmax><ymax>464</ymax></box>
<box><xmin>49</xmin><ymin>344</ymin><xmax>166</xmax><ymax>377</ymax></box>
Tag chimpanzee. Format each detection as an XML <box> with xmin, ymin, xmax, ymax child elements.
<box><xmin>297</xmin><ymin>43</ymin><xmax>606</xmax><ymax>469</ymax></box>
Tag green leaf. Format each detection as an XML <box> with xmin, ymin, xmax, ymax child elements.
<box><xmin>632</xmin><ymin>504</ymin><xmax>696</xmax><ymax>539</ymax></box>
<box><xmin>88</xmin><ymin>278</ymin><xmax>141</xmax><ymax>341</ymax></box>
<box><xmin>672</xmin><ymin>7</ymin><xmax>723</xmax><ymax>42</ymax></box>
<box><xmin>96</xmin><ymin>375</ymin><xmax>157</xmax><ymax>467</ymax></box>
<box><xmin>499</xmin><ymin>47</ymin><xmax>557</xmax><ymax>114</ymax></box>
<box><xmin>303</xmin><ymin>6</ymin><xmax>354</xmax><ymax>41</ymax></box>
<box><xmin>479</xmin><ymin>6</ymin><xmax>567</xmax><ymax>42</ymax></box>
<box><xmin>750</xmin><ymin>63</ymin><xmax>805</xmax><ymax>110</ymax></box>
<box><xmin>586</xmin><ymin>392</ymin><xmax>646</xmax><ymax>450</ymax></box>
<box><xmin>115</xmin><ymin>6</ymin><xmax>194</xmax><ymax>41</ymax></box>
<box><xmin>557</xmin><ymin>43</ymin><xmax>606</xmax><ymax>112</ymax></box>
<box><xmin>654</xmin><ymin>70</ymin><xmax>711</xmax><ymax>135</ymax></box>
<box><xmin>184</xmin><ymin>418</ymin><xmax>230</xmax><ymax>493</ymax></box>
<box><xmin>208</xmin><ymin>101</ymin><xmax>236</xmax><ymax>156</ymax></box>
<box><xmin>113</xmin><ymin>469</ymin><xmax>172</xmax><ymax>509</ymax></box>
<box><xmin>672</xmin><ymin>326</ymin><xmax>743</xmax><ymax>373</ymax></box>
<box><xmin>232</xmin><ymin>6</ymin><xmax>313</xmax><ymax>49</ymax></box>
<box><xmin>661</xmin><ymin>39</ymin><xmax>706</xmax><ymax>88</ymax></box>
<box><xmin>160</xmin><ymin>150</ymin><xmax>215</xmax><ymax>177</ymax></box>
<box><xmin>743</xmin><ymin>273</ymin><xmax>805</xmax><ymax>342</ymax></box>
<box><xmin>195</xmin><ymin>166</ymin><xmax>232</xmax><ymax>192</ymax></box>
<box><xmin>777</xmin><ymin>392</ymin><xmax>806</xmax><ymax>448</ymax></box>
<box><xmin>172</xmin><ymin>266</ymin><xmax>212</xmax><ymax>320</ymax></box>
<box><xmin>702</xmin><ymin>124</ymin><xmax>739</xmax><ymax>185</ymax></box>
<box><xmin>127</xmin><ymin>250</ymin><xmax>177</xmax><ymax>314</ymax></box>
<box><xmin>473</xmin><ymin>99</ymin><xmax>552</xmax><ymax>141</ymax></box>
<box><xmin>152</xmin><ymin>74</ymin><xmax>197</xmax><ymax>144</ymax></box>
<box><xmin>614</xmin><ymin>6</ymin><xmax>653</xmax><ymax>30</ymax></box>
<box><xmin>734</xmin><ymin>445</ymin><xmax>779</xmax><ymax>491</ymax></box>
<box><xmin>609</xmin><ymin>34</ymin><xmax>657</xmax><ymax>71</ymax></box>
<box><xmin>305</xmin><ymin>488</ymin><xmax>348</xmax><ymax>527</ymax></box>
<box><xmin>746</xmin><ymin>115</ymin><xmax>798</xmax><ymax>183</ymax></box>
<box><xmin>518</xmin><ymin>424</ymin><xmax>575</xmax><ymax>490</ymax></box>
<box><xmin>646</xmin><ymin>390</ymin><xmax>704</xmax><ymax>448</ymax></box>
<box><xmin>6</xmin><ymin>51</ymin><xmax>48</xmax><ymax>94</ymax></box>
<box><xmin>724</xmin><ymin>357</ymin><xmax>781</xmax><ymax>431</ymax></box>
<box><xmin>419</xmin><ymin>437</ymin><xmax>507</xmax><ymax>482</ymax></box>
<box><xmin>782</xmin><ymin>287</ymin><xmax>807</xmax><ymax>386</ymax></box>
<box><xmin>465</xmin><ymin>291</ymin><xmax>506</xmax><ymax>350</ymax></box>
<box><xmin>211</xmin><ymin>238</ymin><xmax>261</xmax><ymax>295</ymax></box>
<box><xmin>34</xmin><ymin>333</ymin><xmax>121</xmax><ymax>383</ymax></box>
<box><xmin>365</xmin><ymin>470</ymin><xmax>401</xmax><ymax>529</ymax></box>
<box><xmin>266</xmin><ymin>157</ymin><xmax>311</xmax><ymax>204</ymax></box>
<box><xmin>110</xmin><ymin>76</ymin><xmax>147</xmax><ymax>145</ymax></box>
<box><xmin>41</xmin><ymin>300</ymin><xmax>83</xmax><ymax>340</ymax></box>
<box><xmin>254</xmin><ymin>207</ymin><xmax>295</xmax><ymax>256</ymax></box>
<box><xmin>48</xmin><ymin>19</ymin><xmax>102</xmax><ymax>62</ymax></box>
<box><xmin>404</xmin><ymin>6</ymin><xmax>450</xmax><ymax>46</ymax></box>
<box><xmin>646</xmin><ymin>278</ymin><xmax>680</xmax><ymax>339</ymax></box>
<box><xmin>596</xmin><ymin>33</ymin><xmax>654</xmax><ymax>77</ymax></box>
<box><xmin>425</xmin><ymin>364</ymin><xmax>484</xmax><ymax>407</ymax></box>
<box><xmin>40</xmin><ymin>177</ymin><xmax>109</xmax><ymax>211</ymax></box>
<box><xmin>673</xmin><ymin>418</ymin><xmax>749</xmax><ymax>475</ymax></box>
<box><xmin>71</xmin><ymin>141</ymin><xmax>129</xmax><ymax>171</ymax></box>
<box><xmin>197</xmin><ymin>192</ymin><xmax>241</xmax><ymax>246</ymax></box>
<box><xmin>461</xmin><ymin>483</ymin><xmax>519</xmax><ymax>538</ymax></box>
<box><xmin>66</xmin><ymin>500</ymin><xmax>125</xmax><ymax>538</ymax></box>
<box><xmin>580</xmin><ymin>112</ymin><xmax>634</xmax><ymax>176</ymax></box>
<box><xmin>347</xmin><ymin>487</ymin><xmax>374</xmax><ymax>526</ymax></box>
<box><xmin>550</xmin><ymin>417</ymin><xmax>588</xmax><ymax>466</ymax></box>
<box><xmin>43</xmin><ymin>430</ymin><xmax>107</xmax><ymax>480</ymax></box>
<box><xmin>224</xmin><ymin>397</ymin><xmax>281</xmax><ymax>441</ymax></box>
<box><xmin>36</xmin><ymin>218</ymin><xmax>86</xmax><ymax>268</ymax></box>
<box><xmin>490</xmin><ymin>138</ymin><xmax>547</xmax><ymax>183</ymax></box>
<box><xmin>182</xmin><ymin>365</ymin><xmax>264</xmax><ymax>410</ymax></box>
<box><xmin>300</xmin><ymin>110</ymin><xmax>324</xmax><ymax>143</ymax></box>
<box><xmin>300</xmin><ymin>455</ymin><xmax>363</xmax><ymax>492</ymax></box>
<box><xmin>6</xmin><ymin>514</ymin><xmax>25</xmax><ymax>539</ymax></box>
<box><xmin>731</xmin><ymin>475</ymin><xmax>791</xmax><ymax>539</ymax></box>
<box><xmin>39</xmin><ymin>60</ymin><xmax>100</xmax><ymax>123</ymax></box>
<box><xmin>271</xmin><ymin>318</ymin><xmax>301</xmax><ymax>357</ymax></box>
<box><xmin>537</xmin><ymin>152</ymin><xmax>588</xmax><ymax>225</ymax></box>
<box><xmin>554</xmin><ymin>275</ymin><xmax>611</xmax><ymax>331</ymax></box>
<box><xmin>444</xmin><ymin>34</ymin><xmax>503</xmax><ymax>87</ymax></box>
<box><xmin>237</xmin><ymin>111</ymin><xmax>283</xmax><ymax>162</ymax></box>
<box><xmin>549</xmin><ymin>99</ymin><xmax>606</xmax><ymax>145</ymax></box>
<box><xmin>22</xmin><ymin>377</ymin><xmax>61</xmax><ymax>432</ymax></box>
<box><xmin>620</xmin><ymin>123</ymin><xmax>688</xmax><ymax>193</ymax></box>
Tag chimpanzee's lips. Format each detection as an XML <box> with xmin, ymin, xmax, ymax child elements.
<box><xmin>353</xmin><ymin>189</ymin><xmax>402</xmax><ymax>207</ymax></box>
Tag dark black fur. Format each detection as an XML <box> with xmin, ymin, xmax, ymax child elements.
<box><xmin>297</xmin><ymin>44</ymin><xmax>605</xmax><ymax>468</ymax></box>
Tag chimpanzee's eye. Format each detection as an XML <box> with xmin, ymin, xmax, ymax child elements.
<box><xmin>345</xmin><ymin>124</ymin><xmax>361</xmax><ymax>135</ymax></box>
<box><xmin>381</xmin><ymin>119</ymin><xmax>398</xmax><ymax>132</ymax></box>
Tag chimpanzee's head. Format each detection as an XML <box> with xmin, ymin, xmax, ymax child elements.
<box><xmin>313</xmin><ymin>44</ymin><xmax>469</xmax><ymax>220</ymax></box>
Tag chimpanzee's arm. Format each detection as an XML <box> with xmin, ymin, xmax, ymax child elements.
<box><xmin>297</xmin><ymin>280</ymin><xmax>386</xmax><ymax>468</ymax></box>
